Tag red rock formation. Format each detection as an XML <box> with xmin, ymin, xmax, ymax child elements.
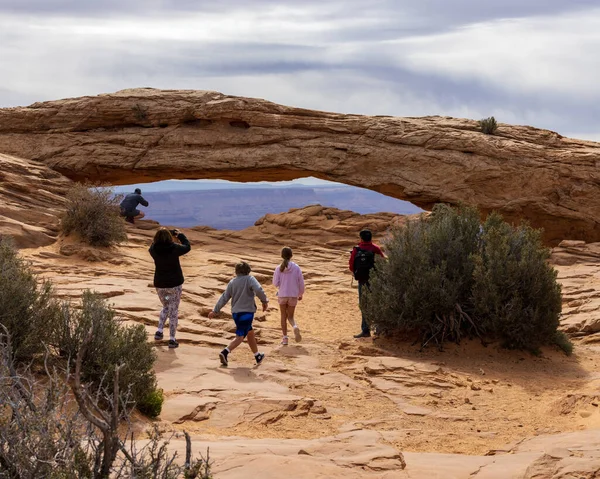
<box><xmin>0</xmin><ymin>153</ymin><xmax>70</xmax><ymax>248</ymax></box>
<box><xmin>0</xmin><ymin>88</ymin><xmax>599</xmax><ymax>244</ymax></box>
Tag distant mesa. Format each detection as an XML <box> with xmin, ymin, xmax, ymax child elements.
<box><xmin>132</xmin><ymin>182</ymin><xmax>421</xmax><ymax>230</ymax></box>
<box><xmin>0</xmin><ymin>88</ymin><xmax>600</xmax><ymax>244</ymax></box>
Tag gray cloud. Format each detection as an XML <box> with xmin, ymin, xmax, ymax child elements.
<box><xmin>0</xmin><ymin>1</ymin><xmax>598</xmax><ymax>140</ymax></box>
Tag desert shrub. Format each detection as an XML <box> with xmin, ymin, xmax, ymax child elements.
<box><xmin>479</xmin><ymin>116</ymin><xmax>498</xmax><ymax>135</ymax></box>
<box><xmin>137</xmin><ymin>388</ymin><xmax>165</xmax><ymax>418</ymax></box>
<box><xmin>363</xmin><ymin>205</ymin><xmax>563</xmax><ymax>352</ymax></box>
<box><xmin>472</xmin><ymin>213</ymin><xmax>562</xmax><ymax>351</ymax></box>
<box><xmin>56</xmin><ymin>290</ymin><xmax>158</xmax><ymax>410</ymax></box>
<box><xmin>553</xmin><ymin>331</ymin><xmax>573</xmax><ymax>356</ymax></box>
<box><xmin>0</xmin><ymin>237</ymin><xmax>62</xmax><ymax>361</ymax></box>
<box><xmin>1</xmin><ymin>335</ymin><xmax>211</xmax><ymax>478</ymax></box>
<box><xmin>363</xmin><ymin>204</ymin><xmax>481</xmax><ymax>344</ymax></box>
<box><xmin>0</xmin><ymin>338</ymin><xmax>94</xmax><ymax>478</ymax></box>
<box><xmin>61</xmin><ymin>184</ymin><xmax>126</xmax><ymax>247</ymax></box>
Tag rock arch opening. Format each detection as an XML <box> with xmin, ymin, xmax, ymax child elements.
<box><xmin>114</xmin><ymin>178</ymin><xmax>423</xmax><ymax>230</ymax></box>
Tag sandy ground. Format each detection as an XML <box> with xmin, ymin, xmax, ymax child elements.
<box><xmin>21</xmin><ymin>210</ymin><xmax>600</xmax><ymax>476</ymax></box>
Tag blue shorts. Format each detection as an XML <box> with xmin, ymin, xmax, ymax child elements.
<box><xmin>232</xmin><ymin>312</ymin><xmax>254</xmax><ymax>337</ymax></box>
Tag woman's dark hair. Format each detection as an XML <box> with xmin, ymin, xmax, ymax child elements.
<box><xmin>359</xmin><ymin>229</ymin><xmax>372</xmax><ymax>242</ymax></box>
<box><xmin>153</xmin><ymin>227</ymin><xmax>174</xmax><ymax>245</ymax></box>
<box><xmin>280</xmin><ymin>247</ymin><xmax>293</xmax><ymax>272</ymax></box>
<box><xmin>235</xmin><ymin>261</ymin><xmax>251</xmax><ymax>276</ymax></box>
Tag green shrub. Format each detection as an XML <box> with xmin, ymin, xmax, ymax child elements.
<box><xmin>479</xmin><ymin>116</ymin><xmax>498</xmax><ymax>135</ymax></box>
<box><xmin>363</xmin><ymin>205</ymin><xmax>563</xmax><ymax>352</ymax></box>
<box><xmin>0</xmin><ymin>237</ymin><xmax>62</xmax><ymax>361</ymax></box>
<box><xmin>472</xmin><ymin>213</ymin><xmax>562</xmax><ymax>351</ymax></box>
<box><xmin>56</xmin><ymin>291</ymin><xmax>158</xmax><ymax>409</ymax></box>
<box><xmin>61</xmin><ymin>184</ymin><xmax>127</xmax><ymax>247</ymax></box>
<box><xmin>553</xmin><ymin>331</ymin><xmax>573</xmax><ymax>356</ymax></box>
<box><xmin>137</xmin><ymin>388</ymin><xmax>164</xmax><ymax>418</ymax></box>
<box><xmin>363</xmin><ymin>204</ymin><xmax>481</xmax><ymax>344</ymax></box>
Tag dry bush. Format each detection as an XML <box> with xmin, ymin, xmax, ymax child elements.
<box><xmin>0</xmin><ymin>328</ymin><xmax>212</xmax><ymax>478</ymax></box>
<box><xmin>61</xmin><ymin>184</ymin><xmax>126</xmax><ymax>247</ymax></box>
<box><xmin>479</xmin><ymin>116</ymin><xmax>498</xmax><ymax>135</ymax></box>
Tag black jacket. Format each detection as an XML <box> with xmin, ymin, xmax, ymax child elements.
<box><xmin>149</xmin><ymin>233</ymin><xmax>191</xmax><ymax>288</ymax></box>
<box><xmin>120</xmin><ymin>193</ymin><xmax>149</xmax><ymax>214</ymax></box>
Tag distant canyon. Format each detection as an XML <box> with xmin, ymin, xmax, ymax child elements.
<box><xmin>132</xmin><ymin>185</ymin><xmax>422</xmax><ymax>229</ymax></box>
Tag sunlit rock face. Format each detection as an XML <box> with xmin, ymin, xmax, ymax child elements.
<box><xmin>1</xmin><ymin>88</ymin><xmax>599</xmax><ymax>244</ymax></box>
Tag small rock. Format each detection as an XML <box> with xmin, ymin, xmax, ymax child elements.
<box><xmin>464</xmin><ymin>397</ymin><xmax>471</xmax><ymax>404</ymax></box>
<box><xmin>470</xmin><ymin>384</ymin><xmax>482</xmax><ymax>391</ymax></box>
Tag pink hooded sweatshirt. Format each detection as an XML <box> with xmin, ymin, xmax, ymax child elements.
<box><xmin>273</xmin><ymin>261</ymin><xmax>305</xmax><ymax>298</ymax></box>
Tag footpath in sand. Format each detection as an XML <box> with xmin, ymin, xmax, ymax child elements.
<box><xmin>23</xmin><ymin>206</ymin><xmax>600</xmax><ymax>478</ymax></box>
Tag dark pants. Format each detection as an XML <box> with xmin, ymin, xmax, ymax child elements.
<box><xmin>358</xmin><ymin>282</ymin><xmax>370</xmax><ymax>334</ymax></box>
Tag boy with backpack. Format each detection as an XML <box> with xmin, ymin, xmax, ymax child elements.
<box><xmin>208</xmin><ymin>261</ymin><xmax>269</xmax><ymax>366</ymax></box>
<box><xmin>349</xmin><ymin>229</ymin><xmax>384</xmax><ymax>338</ymax></box>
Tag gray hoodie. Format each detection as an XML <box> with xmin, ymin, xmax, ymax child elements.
<box><xmin>213</xmin><ymin>275</ymin><xmax>268</xmax><ymax>314</ymax></box>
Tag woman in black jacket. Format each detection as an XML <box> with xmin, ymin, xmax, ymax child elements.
<box><xmin>149</xmin><ymin>227</ymin><xmax>191</xmax><ymax>348</ymax></box>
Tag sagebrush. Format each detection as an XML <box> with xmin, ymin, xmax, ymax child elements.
<box><xmin>479</xmin><ymin>116</ymin><xmax>498</xmax><ymax>135</ymax></box>
<box><xmin>0</xmin><ymin>334</ymin><xmax>212</xmax><ymax>478</ymax></box>
<box><xmin>362</xmin><ymin>204</ymin><xmax>565</xmax><ymax>353</ymax></box>
<box><xmin>0</xmin><ymin>236</ymin><xmax>62</xmax><ymax>360</ymax></box>
<box><xmin>56</xmin><ymin>290</ymin><xmax>158</xmax><ymax>411</ymax></box>
<box><xmin>0</xmin><ymin>240</ymin><xmax>210</xmax><ymax>477</ymax></box>
<box><xmin>61</xmin><ymin>184</ymin><xmax>127</xmax><ymax>246</ymax></box>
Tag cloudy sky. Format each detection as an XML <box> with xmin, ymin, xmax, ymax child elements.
<box><xmin>1</xmin><ymin>0</ymin><xmax>599</xmax><ymax>140</ymax></box>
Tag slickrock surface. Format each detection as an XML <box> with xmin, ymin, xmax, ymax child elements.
<box><xmin>0</xmin><ymin>153</ymin><xmax>70</xmax><ymax>247</ymax></box>
<box><xmin>1</xmin><ymin>88</ymin><xmax>600</xmax><ymax>244</ymax></box>
<box><xmin>18</xmin><ymin>205</ymin><xmax>600</xmax><ymax>478</ymax></box>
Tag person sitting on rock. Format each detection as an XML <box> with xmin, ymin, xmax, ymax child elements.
<box><xmin>209</xmin><ymin>261</ymin><xmax>269</xmax><ymax>367</ymax></box>
<box><xmin>119</xmin><ymin>188</ymin><xmax>149</xmax><ymax>224</ymax></box>
<box><xmin>149</xmin><ymin>227</ymin><xmax>191</xmax><ymax>349</ymax></box>
<box><xmin>349</xmin><ymin>229</ymin><xmax>385</xmax><ymax>338</ymax></box>
<box><xmin>273</xmin><ymin>246</ymin><xmax>305</xmax><ymax>346</ymax></box>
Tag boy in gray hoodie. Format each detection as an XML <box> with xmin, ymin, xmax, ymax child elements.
<box><xmin>208</xmin><ymin>261</ymin><xmax>269</xmax><ymax>366</ymax></box>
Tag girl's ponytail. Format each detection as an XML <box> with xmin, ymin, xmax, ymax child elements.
<box><xmin>280</xmin><ymin>246</ymin><xmax>293</xmax><ymax>272</ymax></box>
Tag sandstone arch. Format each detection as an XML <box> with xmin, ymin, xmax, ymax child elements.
<box><xmin>0</xmin><ymin>88</ymin><xmax>599</xmax><ymax>245</ymax></box>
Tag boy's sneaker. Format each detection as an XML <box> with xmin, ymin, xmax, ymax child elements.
<box><xmin>219</xmin><ymin>349</ymin><xmax>229</xmax><ymax>367</ymax></box>
<box><xmin>168</xmin><ymin>339</ymin><xmax>179</xmax><ymax>349</ymax></box>
<box><xmin>281</xmin><ymin>336</ymin><xmax>289</xmax><ymax>346</ymax></box>
<box><xmin>154</xmin><ymin>331</ymin><xmax>164</xmax><ymax>341</ymax></box>
<box><xmin>255</xmin><ymin>353</ymin><xmax>265</xmax><ymax>365</ymax></box>
<box><xmin>293</xmin><ymin>325</ymin><xmax>302</xmax><ymax>343</ymax></box>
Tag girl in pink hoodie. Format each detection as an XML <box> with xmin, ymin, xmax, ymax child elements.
<box><xmin>273</xmin><ymin>247</ymin><xmax>305</xmax><ymax>345</ymax></box>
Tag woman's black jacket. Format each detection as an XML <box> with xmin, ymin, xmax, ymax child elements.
<box><xmin>149</xmin><ymin>233</ymin><xmax>191</xmax><ymax>288</ymax></box>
